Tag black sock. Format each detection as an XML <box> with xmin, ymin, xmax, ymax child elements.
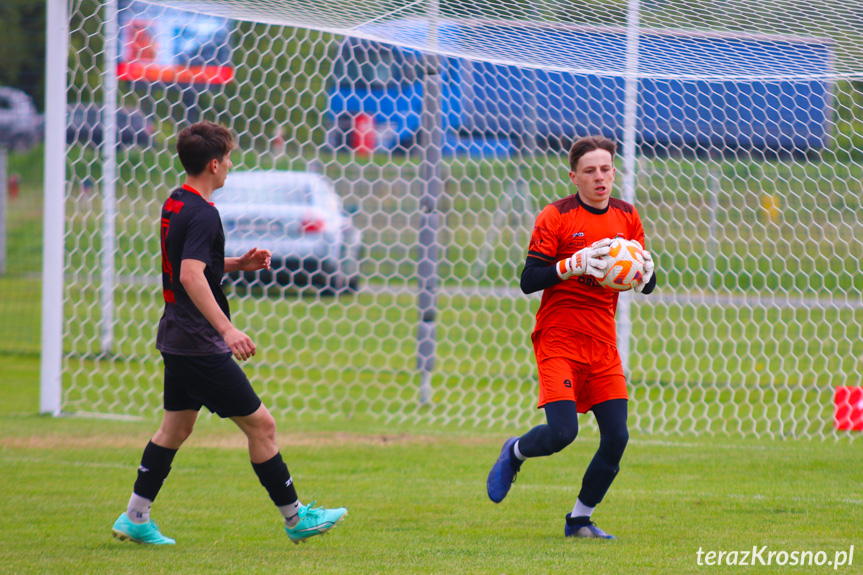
<box><xmin>251</xmin><ymin>452</ymin><xmax>299</xmax><ymax>507</ymax></box>
<box><xmin>566</xmin><ymin>514</ymin><xmax>593</xmax><ymax>526</ymax></box>
<box><xmin>133</xmin><ymin>441</ymin><xmax>178</xmax><ymax>501</ymax></box>
<box><xmin>516</xmin><ymin>401</ymin><xmax>579</xmax><ymax>457</ymax></box>
<box><xmin>508</xmin><ymin>442</ymin><xmax>523</xmax><ymax>471</ymax></box>
<box><xmin>577</xmin><ymin>399</ymin><xmax>629</xmax><ymax>507</ymax></box>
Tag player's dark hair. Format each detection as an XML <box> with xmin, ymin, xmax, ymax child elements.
<box><xmin>568</xmin><ymin>136</ymin><xmax>617</xmax><ymax>172</ymax></box>
<box><xmin>176</xmin><ymin>121</ymin><xmax>235</xmax><ymax>176</ymax></box>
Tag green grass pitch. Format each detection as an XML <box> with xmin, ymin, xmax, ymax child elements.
<box><xmin>1</xmin><ymin>354</ymin><xmax>861</xmax><ymax>574</ymax></box>
<box><xmin>3</xmin><ymin>144</ymin><xmax>863</xmax><ymax>572</ymax></box>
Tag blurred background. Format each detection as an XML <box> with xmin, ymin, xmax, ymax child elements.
<box><xmin>3</xmin><ymin>0</ymin><xmax>863</xmax><ymax>439</ymax></box>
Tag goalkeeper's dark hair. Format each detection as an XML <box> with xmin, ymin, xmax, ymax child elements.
<box><xmin>176</xmin><ymin>121</ymin><xmax>236</xmax><ymax>176</ymax></box>
<box><xmin>568</xmin><ymin>136</ymin><xmax>617</xmax><ymax>172</ymax></box>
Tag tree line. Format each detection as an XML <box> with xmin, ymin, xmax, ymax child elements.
<box><xmin>0</xmin><ymin>0</ymin><xmax>46</xmax><ymax>111</ymax></box>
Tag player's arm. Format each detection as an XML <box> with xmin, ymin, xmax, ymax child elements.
<box><xmin>521</xmin><ymin>239</ymin><xmax>612</xmax><ymax>294</ymax></box>
<box><xmin>629</xmin><ymin>222</ymin><xmax>657</xmax><ymax>294</ymax></box>
<box><xmin>225</xmin><ymin>247</ymin><xmax>271</xmax><ymax>274</ymax></box>
<box><xmin>522</xmin><ymin>204</ymin><xmax>611</xmax><ymax>294</ymax></box>
<box><xmin>553</xmin><ymin>238</ymin><xmax>611</xmax><ymax>280</ymax></box>
<box><xmin>180</xmin><ymin>258</ymin><xmax>256</xmax><ymax>360</ymax></box>
<box><xmin>520</xmin><ymin>255</ymin><xmax>562</xmax><ymax>294</ymax></box>
<box><xmin>637</xmin><ymin>266</ymin><xmax>657</xmax><ymax>294</ymax></box>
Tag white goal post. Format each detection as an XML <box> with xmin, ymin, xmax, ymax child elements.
<box><xmin>43</xmin><ymin>0</ymin><xmax>863</xmax><ymax>439</ymax></box>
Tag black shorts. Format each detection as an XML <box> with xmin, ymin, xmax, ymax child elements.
<box><xmin>162</xmin><ymin>352</ymin><xmax>262</xmax><ymax>418</ymax></box>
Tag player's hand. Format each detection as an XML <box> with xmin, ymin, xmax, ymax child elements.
<box><xmin>635</xmin><ymin>250</ymin><xmax>655</xmax><ymax>293</ymax></box>
<box><xmin>556</xmin><ymin>238</ymin><xmax>611</xmax><ymax>280</ymax></box>
<box><xmin>223</xmin><ymin>327</ymin><xmax>256</xmax><ymax>361</ymax></box>
<box><xmin>238</xmin><ymin>247</ymin><xmax>272</xmax><ymax>271</ymax></box>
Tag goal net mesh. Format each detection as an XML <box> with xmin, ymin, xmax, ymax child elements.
<box><xmin>61</xmin><ymin>0</ymin><xmax>863</xmax><ymax>439</ymax></box>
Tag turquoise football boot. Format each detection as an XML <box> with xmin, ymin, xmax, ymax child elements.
<box><xmin>284</xmin><ymin>502</ymin><xmax>347</xmax><ymax>543</ymax></box>
<box><xmin>112</xmin><ymin>513</ymin><xmax>176</xmax><ymax>544</ymax></box>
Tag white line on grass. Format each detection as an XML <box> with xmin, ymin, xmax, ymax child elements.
<box><xmin>1</xmin><ymin>455</ymin><xmax>193</xmax><ymax>472</ymax></box>
<box><xmin>7</xmin><ymin>455</ymin><xmax>860</xmax><ymax>508</ymax></box>
<box><xmin>629</xmin><ymin>438</ymin><xmax>769</xmax><ymax>450</ymax></box>
<box><xmin>512</xmin><ymin>483</ymin><xmax>863</xmax><ymax>506</ymax></box>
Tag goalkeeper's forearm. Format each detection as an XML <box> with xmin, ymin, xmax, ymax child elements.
<box><xmin>520</xmin><ymin>257</ymin><xmax>563</xmax><ymax>294</ymax></box>
<box><xmin>638</xmin><ymin>271</ymin><xmax>658</xmax><ymax>295</ymax></box>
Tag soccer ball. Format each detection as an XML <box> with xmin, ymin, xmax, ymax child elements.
<box><xmin>597</xmin><ymin>238</ymin><xmax>645</xmax><ymax>292</ymax></box>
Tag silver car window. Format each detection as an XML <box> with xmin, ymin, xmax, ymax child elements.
<box><xmin>215</xmin><ymin>183</ymin><xmax>313</xmax><ymax>205</ymax></box>
<box><xmin>317</xmin><ymin>189</ymin><xmax>340</xmax><ymax>212</ymax></box>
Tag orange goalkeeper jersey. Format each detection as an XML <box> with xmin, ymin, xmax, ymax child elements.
<box><xmin>527</xmin><ymin>193</ymin><xmax>646</xmax><ymax>347</ymax></box>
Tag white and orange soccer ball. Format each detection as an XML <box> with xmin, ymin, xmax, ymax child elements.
<box><xmin>597</xmin><ymin>238</ymin><xmax>645</xmax><ymax>292</ymax></box>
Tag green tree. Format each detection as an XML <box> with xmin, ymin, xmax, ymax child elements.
<box><xmin>0</xmin><ymin>0</ymin><xmax>46</xmax><ymax>110</ymax></box>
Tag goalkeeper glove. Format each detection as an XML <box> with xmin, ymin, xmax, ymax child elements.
<box><xmin>635</xmin><ymin>249</ymin><xmax>655</xmax><ymax>293</ymax></box>
<box><xmin>556</xmin><ymin>238</ymin><xmax>611</xmax><ymax>280</ymax></box>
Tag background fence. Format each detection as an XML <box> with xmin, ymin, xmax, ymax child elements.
<box><xmin>25</xmin><ymin>0</ymin><xmax>863</xmax><ymax>438</ymax></box>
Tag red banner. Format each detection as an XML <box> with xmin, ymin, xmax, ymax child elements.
<box><xmin>118</xmin><ymin>62</ymin><xmax>234</xmax><ymax>85</ymax></box>
<box><xmin>834</xmin><ymin>387</ymin><xmax>863</xmax><ymax>431</ymax></box>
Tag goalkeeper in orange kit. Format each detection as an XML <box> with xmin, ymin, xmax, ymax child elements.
<box><xmin>486</xmin><ymin>136</ymin><xmax>657</xmax><ymax>539</ymax></box>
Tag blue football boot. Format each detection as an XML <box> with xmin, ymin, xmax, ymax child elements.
<box><xmin>564</xmin><ymin>514</ymin><xmax>616</xmax><ymax>539</ymax></box>
<box><xmin>486</xmin><ymin>437</ymin><xmax>522</xmax><ymax>503</ymax></box>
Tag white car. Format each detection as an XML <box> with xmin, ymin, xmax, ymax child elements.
<box><xmin>0</xmin><ymin>87</ymin><xmax>42</xmax><ymax>153</ymax></box>
<box><xmin>213</xmin><ymin>170</ymin><xmax>362</xmax><ymax>293</ymax></box>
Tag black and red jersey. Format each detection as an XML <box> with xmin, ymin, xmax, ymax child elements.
<box><xmin>156</xmin><ymin>184</ymin><xmax>231</xmax><ymax>356</ymax></box>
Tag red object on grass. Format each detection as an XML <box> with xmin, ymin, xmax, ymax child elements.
<box><xmin>9</xmin><ymin>174</ymin><xmax>19</xmax><ymax>200</ymax></box>
<box><xmin>834</xmin><ymin>387</ymin><xmax>863</xmax><ymax>431</ymax></box>
<box><xmin>351</xmin><ymin>113</ymin><xmax>375</xmax><ymax>156</ymax></box>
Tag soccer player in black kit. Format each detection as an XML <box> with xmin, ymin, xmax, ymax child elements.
<box><xmin>112</xmin><ymin>121</ymin><xmax>347</xmax><ymax>545</ymax></box>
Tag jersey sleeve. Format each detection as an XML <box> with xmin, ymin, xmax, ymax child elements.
<box><xmin>181</xmin><ymin>207</ymin><xmax>221</xmax><ymax>266</ymax></box>
<box><xmin>630</xmin><ymin>208</ymin><xmax>646</xmax><ymax>249</ymax></box>
<box><xmin>527</xmin><ymin>204</ymin><xmax>561</xmax><ymax>264</ymax></box>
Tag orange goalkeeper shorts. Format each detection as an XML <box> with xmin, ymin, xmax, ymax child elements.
<box><xmin>532</xmin><ymin>328</ymin><xmax>628</xmax><ymax>413</ymax></box>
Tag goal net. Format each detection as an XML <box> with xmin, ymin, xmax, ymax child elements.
<box><xmin>55</xmin><ymin>0</ymin><xmax>863</xmax><ymax>439</ymax></box>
